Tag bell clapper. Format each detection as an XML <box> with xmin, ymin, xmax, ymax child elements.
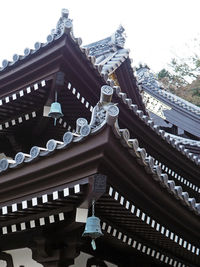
<box><xmin>91</xmin><ymin>239</ymin><xmax>96</xmax><ymax>250</ymax></box>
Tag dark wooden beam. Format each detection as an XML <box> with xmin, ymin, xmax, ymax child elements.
<box><xmin>0</xmin><ymin>127</ymin><xmax>110</xmax><ymax>204</ymax></box>
<box><xmin>115</xmin><ymin>59</ymin><xmax>146</xmax><ymax>112</ymax></box>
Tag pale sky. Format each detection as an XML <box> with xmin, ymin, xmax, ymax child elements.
<box><xmin>0</xmin><ymin>0</ymin><xmax>200</xmax><ymax>72</ymax></box>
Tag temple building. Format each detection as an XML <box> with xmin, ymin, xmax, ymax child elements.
<box><xmin>0</xmin><ymin>9</ymin><xmax>200</xmax><ymax>267</ymax></box>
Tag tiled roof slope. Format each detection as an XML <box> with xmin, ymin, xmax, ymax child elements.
<box><xmin>84</xmin><ymin>27</ymin><xmax>146</xmax><ymax>112</ymax></box>
<box><xmin>114</xmin><ymin>85</ymin><xmax>200</xmax><ymax>166</ymax></box>
<box><xmin>0</xmin><ymin>9</ymin><xmax>198</xmax><ymax>180</ymax></box>
<box><xmin>0</xmin><ymin>9</ymin><xmax>145</xmax><ymax>113</ymax></box>
<box><xmin>84</xmin><ymin>26</ymin><xmax>130</xmax><ymax>76</ymax></box>
<box><xmin>136</xmin><ymin>66</ymin><xmax>200</xmax><ymax>116</ymax></box>
<box><xmin>166</xmin><ymin>133</ymin><xmax>200</xmax><ymax>147</ymax></box>
<box><xmin>0</xmin><ymin>8</ymin><xmax>129</xmax><ymax>112</ymax></box>
<box><xmin>136</xmin><ymin>66</ymin><xmax>200</xmax><ymax>139</ymax></box>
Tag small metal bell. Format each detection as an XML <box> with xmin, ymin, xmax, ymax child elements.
<box><xmin>48</xmin><ymin>102</ymin><xmax>63</xmax><ymax>126</ymax></box>
<box><xmin>82</xmin><ymin>201</ymin><xmax>103</xmax><ymax>250</ymax></box>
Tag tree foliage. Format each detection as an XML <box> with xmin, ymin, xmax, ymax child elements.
<box><xmin>157</xmin><ymin>47</ymin><xmax>200</xmax><ymax>106</ymax></box>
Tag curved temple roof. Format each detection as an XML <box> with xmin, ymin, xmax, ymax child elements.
<box><xmin>84</xmin><ymin>25</ymin><xmax>130</xmax><ymax>75</ymax></box>
<box><xmin>0</xmin><ymin>9</ymin><xmax>200</xmax><ymax>266</ymax></box>
<box><xmin>0</xmin><ymin>86</ymin><xmax>200</xmax><ymax>266</ymax></box>
<box><xmin>0</xmin><ymin>86</ymin><xmax>199</xmax><ymax>217</ymax></box>
<box><xmin>0</xmin><ymin>9</ymin><xmax>199</xmax><ymax>198</ymax></box>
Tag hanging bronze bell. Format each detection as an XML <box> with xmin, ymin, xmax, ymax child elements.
<box><xmin>48</xmin><ymin>102</ymin><xmax>63</xmax><ymax>126</ymax></box>
<box><xmin>82</xmin><ymin>215</ymin><xmax>103</xmax><ymax>250</ymax></box>
<box><xmin>82</xmin><ymin>215</ymin><xmax>103</xmax><ymax>239</ymax></box>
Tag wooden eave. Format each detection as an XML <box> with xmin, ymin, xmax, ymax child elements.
<box><xmin>0</xmin><ymin>34</ymin><xmax>105</xmax><ymax>102</ymax></box>
<box><xmin>0</xmin><ymin>32</ymin><xmax>108</xmax><ymax>155</ymax></box>
<box><xmin>0</xmin><ymin>125</ymin><xmax>199</xmax><ymax>246</ymax></box>
<box><xmin>99</xmin><ymin>129</ymin><xmax>200</xmax><ymax>244</ymax></box>
<box><xmin>0</xmin><ymin>128</ymin><xmax>108</xmax><ymax>204</ymax></box>
<box><xmin>0</xmin><ymin>40</ymin><xmax>64</xmax><ymax>96</ymax></box>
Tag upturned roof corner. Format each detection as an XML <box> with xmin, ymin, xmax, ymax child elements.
<box><xmin>84</xmin><ymin>25</ymin><xmax>127</xmax><ymax>58</ymax></box>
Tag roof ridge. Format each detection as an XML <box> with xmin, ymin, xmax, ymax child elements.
<box><xmin>166</xmin><ymin>133</ymin><xmax>200</xmax><ymax>147</ymax></box>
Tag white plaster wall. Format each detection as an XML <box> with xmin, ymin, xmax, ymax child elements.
<box><xmin>3</xmin><ymin>248</ymin><xmax>42</xmax><ymax>267</ymax></box>
<box><xmin>2</xmin><ymin>249</ymin><xmax>116</xmax><ymax>267</ymax></box>
<box><xmin>73</xmin><ymin>252</ymin><xmax>117</xmax><ymax>267</ymax></box>
<box><xmin>0</xmin><ymin>260</ymin><xmax>6</xmax><ymax>267</ymax></box>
